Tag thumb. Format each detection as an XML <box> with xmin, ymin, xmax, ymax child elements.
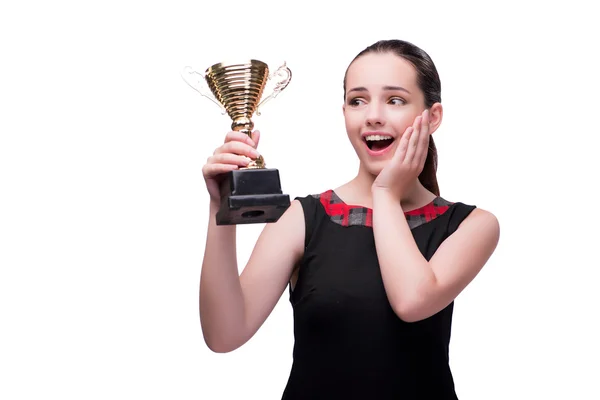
<box><xmin>250</xmin><ymin>130</ymin><xmax>261</xmax><ymax>149</ymax></box>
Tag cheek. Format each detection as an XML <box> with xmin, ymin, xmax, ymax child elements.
<box><xmin>343</xmin><ymin>113</ymin><xmax>362</xmax><ymax>134</ymax></box>
<box><xmin>391</xmin><ymin>112</ymin><xmax>419</xmax><ymax>134</ymax></box>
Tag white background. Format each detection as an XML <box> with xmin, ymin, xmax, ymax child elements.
<box><xmin>1</xmin><ymin>0</ymin><xmax>599</xmax><ymax>399</ymax></box>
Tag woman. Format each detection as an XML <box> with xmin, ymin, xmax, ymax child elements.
<box><xmin>200</xmin><ymin>39</ymin><xmax>500</xmax><ymax>399</ymax></box>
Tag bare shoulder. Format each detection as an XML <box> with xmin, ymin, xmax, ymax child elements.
<box><xmin>463</xmin><ymin>207</ymin><xmax>500</xmax><ymax>239</ymax></box>
<box><xmin>248</xmin><ymin>200</ymin><xmax>304</xmax><ymax>262</ymax></box>
<box><xmin>445</xmin><ymin>205</ymin><xmax>500</xmax><ymax>259</ymax></box>
<box><xmin>259</xmin><ymin>198</ymin><xmax>305</xmax><ymax>238</ymax></box>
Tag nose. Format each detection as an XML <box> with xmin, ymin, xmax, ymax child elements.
<box><xmin>365</xmin><ymin>102</ymin><xmax>385</xmax><ymax>126</ymax></box>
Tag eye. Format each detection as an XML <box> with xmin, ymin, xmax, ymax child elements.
<box><xmin>348</xmin><ymin>97</ymin><xmax>366</xmax><ymax>107</ymax></box>
<box><xmin>389</xmin><ymin>97</ymin><xmax>406</xmax><ymax>105</ymax></box>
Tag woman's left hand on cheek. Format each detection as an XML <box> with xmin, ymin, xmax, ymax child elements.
<box><xmin>372</xmin><ymin>109</ymin><xmax>431</xmax><ymax>200</ymax></box>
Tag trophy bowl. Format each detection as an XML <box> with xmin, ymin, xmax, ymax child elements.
<box><xmin>182</xmin><ymin>59</ymin><xmax>292</xmax><ymax>225</ymax></box>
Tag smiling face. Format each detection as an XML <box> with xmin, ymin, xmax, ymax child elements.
<box><xmin>343</xmin><ymin>52</ymin><xmax>436</xmax><ymax>176</ymax></box>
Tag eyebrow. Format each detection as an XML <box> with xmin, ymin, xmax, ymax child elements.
<box><xmin>347</xmin><ymin>86</ymin><xmax>411</xmax><ymax>94</ymax></box>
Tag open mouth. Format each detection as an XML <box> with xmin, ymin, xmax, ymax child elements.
<box><xmin>365</xmin><ymin>135</ymin><xmax>394</xmax><ymax>152</ymax></box>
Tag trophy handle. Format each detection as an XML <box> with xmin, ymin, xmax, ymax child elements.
<box><xmin>256</xmin><ymin>62</ymin><xmax>292</xmax><ymax>116</ymax></box>
<box><xmin>181</xmin><ymin>66</ymin><xmax>226</xmax><ymax>114</ymax></box>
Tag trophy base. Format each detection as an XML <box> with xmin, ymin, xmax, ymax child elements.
<box><xmin>216</xmin><ymin>168</ymin><xmax>291</xmax><ymax>225</ymax></box>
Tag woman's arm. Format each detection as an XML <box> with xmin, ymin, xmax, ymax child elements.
<box><xmin>372</xmin><ymin>189</ymin><xmax>500</xmax><ymax>322</ymax></box>
<box><xmin>200</xmin><ymin>199</ymin><xmax>305</xmax><ymax>352</ymax></box>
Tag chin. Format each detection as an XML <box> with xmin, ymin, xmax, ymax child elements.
<box><xmin>361</xmin><ymin>159</ymin><xmax>389</xmax><ymax>177</ymax></box>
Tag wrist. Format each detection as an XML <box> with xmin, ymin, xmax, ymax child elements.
<box><xmin>209</xmin><ymin>199</ymin><xmax>221</xmax><ymax>213</ymax></box>
<box><xmin>372</xmin><ymin>187</ymin><xmax>401</xmax><ymax>203</ymax></box>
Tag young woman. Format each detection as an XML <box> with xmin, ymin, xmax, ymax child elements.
<box><xmin>199</xmin><ymin>39</ymin><xmax>500</xmax><ymax>399</ymax></box>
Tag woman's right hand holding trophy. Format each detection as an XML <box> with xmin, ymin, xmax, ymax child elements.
<box><xmin>202</xmin><ymin>130</ymin><xmax>261</xmax><ymax>204</ymax></box>
<box><xmin>183</xmin><ymin>59</ymin><xmax>291</xmax><ymax>225</ymax></box>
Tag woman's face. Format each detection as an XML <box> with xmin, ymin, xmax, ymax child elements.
<box><xmin>343</xmin><ymin>52</ymin><xmax>428</xmax><ymax>177</ymax></box>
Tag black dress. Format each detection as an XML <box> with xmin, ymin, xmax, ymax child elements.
<box><xmin>281</xmin><ymin>190</ymin><xmax>477</xmax><ymax>400</ymax></box>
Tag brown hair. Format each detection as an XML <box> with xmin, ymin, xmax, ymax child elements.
<box><xmin>343</xmin><ymin>39</ymin><xmax>442</xmax><ymax>196</ymax></box>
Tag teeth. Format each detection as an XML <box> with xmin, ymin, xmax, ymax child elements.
<box><xmin>365</xmin><ymin>135</ymin><xmax>393</xmax><ymax>141</ymax></box>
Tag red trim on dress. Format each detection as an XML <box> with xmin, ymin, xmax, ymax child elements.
<box><xmin>318</xmin><ymin>189</ymin><xmax>451</xmax><ymax>228</ymax></box>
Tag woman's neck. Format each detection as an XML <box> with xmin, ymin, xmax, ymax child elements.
<box><xmin>334</xmin><ymin>163</ymin><xmax>436</xmax><ymax>210</ymax></box>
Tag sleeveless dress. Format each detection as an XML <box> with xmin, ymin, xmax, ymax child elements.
<box><xmin>281</xmin><ymin>190</ymin><xmax>477</xmax><ymax>400</ymax></box>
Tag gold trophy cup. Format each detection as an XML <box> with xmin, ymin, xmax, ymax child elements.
<box><xmin>182</xmin><ymin>60</ymin><xmax>292</xmax><ymax>225</ymax></box>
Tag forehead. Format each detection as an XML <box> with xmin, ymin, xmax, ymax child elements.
<box><xmin>346</xmin><ymin>52</ymin><xmax>418</xmax><ymax>90</ymax></box>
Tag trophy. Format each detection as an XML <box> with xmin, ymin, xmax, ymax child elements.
<box><xmin>182</xmin><ymin>60</ymin><xmax>292</xmax><ymax>225</ymax></box>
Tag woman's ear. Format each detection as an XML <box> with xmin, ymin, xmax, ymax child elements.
<box><xmin>428</xmin><ymin>103</ymin><xmax>443</xmax><ymax>135</ymax></box>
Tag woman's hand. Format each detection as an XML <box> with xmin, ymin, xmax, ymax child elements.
<box><xmin>202</xmin><ymin>130</ymin><xmax>261</xmax><ymax>204</ymax></box>
<box><xmin>372</xmin><ymin>109</ymin><xmax>431</xmax><ymax>201</ymax></box>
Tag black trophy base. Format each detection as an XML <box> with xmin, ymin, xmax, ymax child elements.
<box><xmin>216</xmin><ymin>168</ymin><xmax>290</xmax><ymax>225</ymax></box>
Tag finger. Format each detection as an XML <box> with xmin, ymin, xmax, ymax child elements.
<box><xmin>208</xmin><ymin>153</ymin><xmax>252</xmax><ymax>167</ymax></box>
<box><xmin>404</xmin><ymin>116</ymin><xmax>422</xmax><ymax>164</ymax></box>
<box><xmin>224</xmin><ymin>130</ymin><xmax>257</xmax><ymax>148</ymax></box>
<box><xmin>214</xmin><ymin>141</ymin><xmax>261</xmax><ymax>159</ymax></box>
<box><xmin>250</xmin><ymin>130</ymin><xmax>260</xmax><ymax>148</ymax></box>
<box><xmin>202</xmin><ymin>163</ymin><xmax>239</xmax><ymax>178</ymax></box>
<box><xmin>421</xmin><ymin>109</ymin><xmax>430</xmax><ymax>137</ymax></box>
<box><xmin>393</xmin><ymin>126</ymin><xmax>414</xmax><ymax>163</ymax></box>
<box><xmin>414</xmin><ymin>110</ymin><xmax>430</xmax><ymax>165</ymax></box>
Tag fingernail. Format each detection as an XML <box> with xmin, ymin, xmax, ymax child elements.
<box><xmin>252</xmin><ymin>150</ymin><xmax>261</xmax><ymax>158</ymax></box>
